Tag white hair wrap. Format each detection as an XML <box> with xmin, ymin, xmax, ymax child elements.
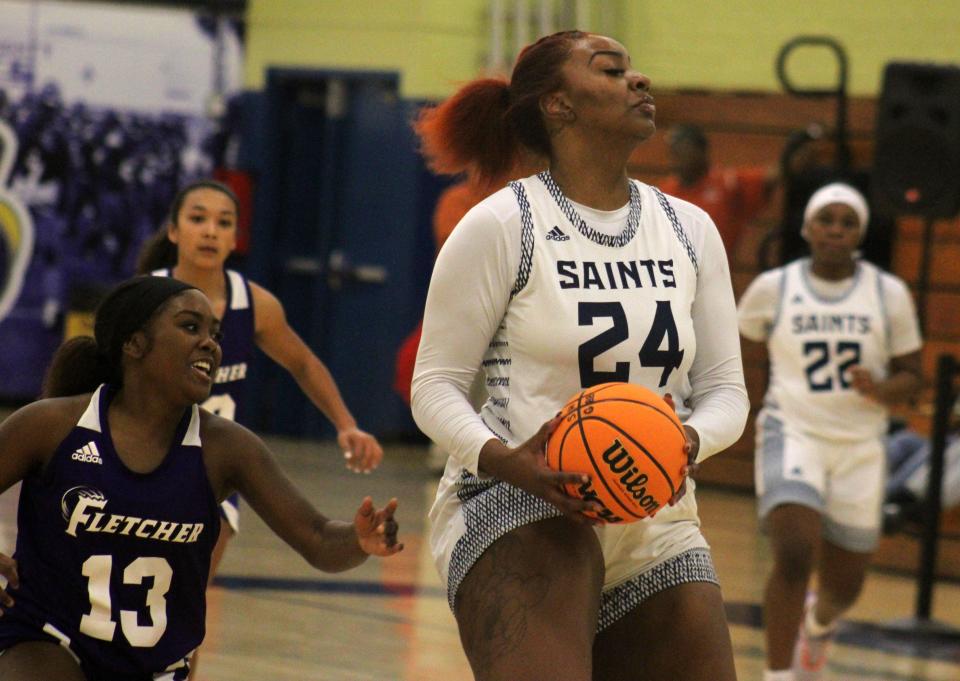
<box><xmin>803</xmin><ymin>182</ymin><xmax>870</xmax><ymax>236</ymax></box>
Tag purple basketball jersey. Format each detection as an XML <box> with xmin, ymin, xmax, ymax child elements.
<box><xmin>5</xmin><ymin>386</ymin><xmax>220</xmax><ymax>676</ymax></box>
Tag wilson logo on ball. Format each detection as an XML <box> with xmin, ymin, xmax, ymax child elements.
<box><xmin>546</xmin><ymin>382</ymin><xmax>688</xmax><ymax>523</ymax></box>
<box><xmin>600</xmin><ymin>439</ymin><xmax>659</xmax><ymax>513</ymax></box>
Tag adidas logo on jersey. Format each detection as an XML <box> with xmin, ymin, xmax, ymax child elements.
<box><xmin>792</xmin><ymin>295</ymin><xmax>804</xmax><ymax>304</ymax></box>
<box><xmin>546</xmin><ymin>226</ymin><xmax>570</xmax><ymax>241</ymax></box>
<box><xmin>71</xmin><ymin>442</ymin><xmax>103</xmax><ymax>465</ymax></box>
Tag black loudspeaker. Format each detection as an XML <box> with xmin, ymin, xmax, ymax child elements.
<box><xmin>873</xmin><ymin>62</ymin><xmax>960</xmax><ymax>218</ymax></box>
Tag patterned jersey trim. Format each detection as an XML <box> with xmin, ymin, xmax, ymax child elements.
<box><xmin>508</xmin><ymin>181</ymin><xmax>535</xmax><ymax>298</ymax></box>
<box><xmin>537</xmin><ymin>170</ymin><xmax>641</xmax><ymax>248</ymax></box>
<box><xmin>651</xmin><ymin>186</ymin><xmax>699</xmax><ymax>275</ymax></box>
<box><xmin>596</xmin><ymin>548</ymin><xmax>717</xmax><ymax>631</ymax></box>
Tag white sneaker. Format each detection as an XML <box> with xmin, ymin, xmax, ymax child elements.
<box><xmin>792</xmin><ymin>596</ymin><xmax>835</xmax><ymax>681</ymax></box>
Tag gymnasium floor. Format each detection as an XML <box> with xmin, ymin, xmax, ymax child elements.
<box><xmin>1</xmin><ymin>432</ymin><xmax>958</xmax><ymax>680</ymax></box>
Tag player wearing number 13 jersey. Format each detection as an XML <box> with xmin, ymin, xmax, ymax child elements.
<box><xmin>1</xmin><ymin>384</ymin><xmax>218</xmax><ymax>679</ymax></box>
<box><xmin>0</xmin><ymin>276</ymin><xmax>403</xmax><ymax>680</ymax></box>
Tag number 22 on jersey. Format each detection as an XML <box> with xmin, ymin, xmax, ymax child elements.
<box><xmin>803</xmin><ymin>340</ymin><xmax>861</xmax><ymax>392</ymax></box>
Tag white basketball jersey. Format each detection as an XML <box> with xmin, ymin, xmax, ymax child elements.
<box><xmin>765</xmin><ymin>259</ymin><xmax>892</xmax><ymax>440</ymax></box>
<box><xmin>478</xmin><ymin>172</ymin><xmax>700</xmax><ymax>446</ymax></box>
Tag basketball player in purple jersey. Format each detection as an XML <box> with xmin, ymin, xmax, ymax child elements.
<box><xmin>138</xmin><ymin>180</ymin><xmax>382</xmax><ymax>476</ymax></box>
<box><xmin>0</xmin><ymin>276</ymin><xmax>401</xmax><ymax>680</ymax></box>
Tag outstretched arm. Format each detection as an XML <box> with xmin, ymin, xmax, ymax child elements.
<box><xmin>204</xmin><ymin>415</ymin><xmax>401</xmax><ymax>572</ymax></box>
<box><xmin>250</xmin><ymin>283</ymin><xmax>383</xmax><ymax>473</ymax></box>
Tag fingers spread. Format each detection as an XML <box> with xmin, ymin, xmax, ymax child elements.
<box><xmin>356</xmin><ymin>496</ymin><xmax>374</xmax><ymax>520</ymax></box>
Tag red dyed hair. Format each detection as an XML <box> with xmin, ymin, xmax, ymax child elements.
<box><xmin>415</xmin><ymin>30</ymin><xmax>587</xmax><ymax>187</ymax></box>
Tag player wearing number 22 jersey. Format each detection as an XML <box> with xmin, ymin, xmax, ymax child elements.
<box><xmin>0</xmin><ymin>385</ymin><xmax>218</xmax><ymax>679</ymax></box>
<box><xmin>738</xmin><ymin>256</ymin><xmax>921</xmax><ymax>536</ymax></box>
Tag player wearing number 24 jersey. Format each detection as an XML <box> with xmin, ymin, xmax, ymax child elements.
<box><xmin>411</xmin><ymin>30</ymin><xmax>749</xmax><ymax>681</ymax></box>
<box><xmin>419</xmin><ymin>169</ymin><xmax>748</xmax><ymax>607</ymax></box>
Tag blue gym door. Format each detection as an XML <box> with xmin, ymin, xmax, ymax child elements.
<box><xmin>245</xmin><ymin>69</ymin><xmax>431</xmax><ymax>439</ymax></box>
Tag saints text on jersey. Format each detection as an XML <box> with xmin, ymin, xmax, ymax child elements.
<box><xmin>790</xmin><ymin>313</ymin><xmax>872</xmax><ymax>335</ymax></box>
<box><xmin>556</xmin><ymin>258</ymin><xmax>676</xmax><ymax>290</ymax></box>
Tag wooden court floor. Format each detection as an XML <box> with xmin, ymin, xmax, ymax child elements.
<box><xmin>1</xmin><ymin>432</ymin><xmax>958</xmax><ymax>680</ymax></box>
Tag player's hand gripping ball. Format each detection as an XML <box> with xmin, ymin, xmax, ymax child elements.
<box><xmin>546</xmin><ymin>382</ymin><xmax>687</xmax><ymax>523</ymax></box>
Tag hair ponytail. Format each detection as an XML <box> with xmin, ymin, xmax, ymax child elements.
<box><xmin>42</xmin><ymin>276</ymin><xmax>197</xmax><ymax>398</ymax></box>
<box><xmin>415</xmin><ymin>78</ymin><xmax>517</xmax><ymax>188</ymax></box>
<box><xmin>42</xmin><ymin>336</ymin><xmax>113</xmax><ymax>398</ymax></box>
<box><xmin>414</xmin><ymin>30</ymin><xmax>585</xmax><ymax>186</ymax></box>
<box><xmin>136</xmin><ymin>228</ymin><xmax>178</xmax><ymax>274</ymax></box>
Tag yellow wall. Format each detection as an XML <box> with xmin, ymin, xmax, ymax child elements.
<box><xmin>245</xmin><ymin>0</ymin><xmax>490</xmax><ymax>97</ymax></box>
<box><xmin>246</xmin><ymin>1</ymin><xmax>960</xmax><ymax>99</ymax></box>
<box><xmin>621</xmin><ymin>1</ymin><xmax>960</xmax><ymax>96</ymax></box>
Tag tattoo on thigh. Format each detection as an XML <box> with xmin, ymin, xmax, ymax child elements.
<box><xmin>458</xmin><ymin>534</ymin><xmax>551</xmax><ymax>674</ymax></box>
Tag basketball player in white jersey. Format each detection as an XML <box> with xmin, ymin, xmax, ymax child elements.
<box><xmin>737</xmin><ymin>183</ymin><xmax>922</xmax><ymax>681</ymax></box>
<box><xmin>412</xmin><ymin>31</ymin><xmax>748</xmax><ymax>681</ymax></box>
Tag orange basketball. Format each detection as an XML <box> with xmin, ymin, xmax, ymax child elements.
<box><xmin>545</xmin><ymin>382</ymin><xmax>687</xmax><ymax>523</ymax></box>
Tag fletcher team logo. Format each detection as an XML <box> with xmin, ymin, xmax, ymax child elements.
<box><xmin>0</xmin><ymin>120</ymin><xmax>35</xmax><ymax>324</ymax></box>
<box><xmin>61</xmin><ymin>486</ymin><xmax>106</xmax><ymax>523</ymax></box>
<box><xmin>60</xmin><ymin>486</ymin><xmax>206</xmax><ymax>543</ymax></box>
